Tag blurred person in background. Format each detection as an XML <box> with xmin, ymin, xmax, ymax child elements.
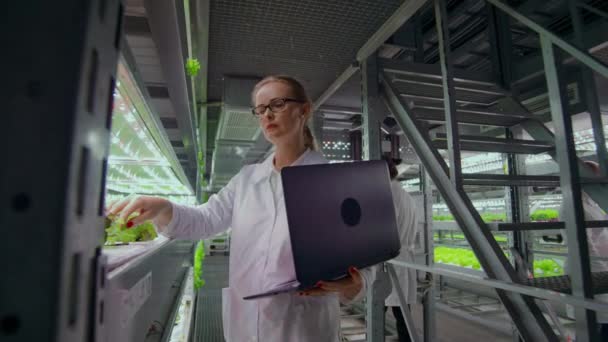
<box><xmin>383</xmin><ymin>156</ymin><xmax>419</xmax><ymax>342</ymax></box>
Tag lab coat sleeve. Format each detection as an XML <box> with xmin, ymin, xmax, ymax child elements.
<box><xmin>155</xmin><ymin>172</ymin><xmax>239</xmax><ymax>240</ymax></box>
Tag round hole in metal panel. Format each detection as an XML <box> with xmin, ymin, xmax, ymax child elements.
<box><xmin>341</xmin><ymin>198</ymin><xmax>361</xmax><ymax>227</ymax></box>
<box><xmin>11</xmin><ymin>193</ymin><xmax>30</xmax><ymax>212</ymax></box>
<box><xmin>1</xmin><ymin>315</ymin><xmax>20</xmax><ymax>335</ymax></box>
<box><xmin>26</xmin><ymin>81</ymin><xmax>43</xmax><ymax>99</ymax></box>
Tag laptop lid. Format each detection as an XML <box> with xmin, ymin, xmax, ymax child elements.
<box><xmin>281</xmin><ymin>160</ymin><xmax>400</xmax><ymax>288</ymax></box>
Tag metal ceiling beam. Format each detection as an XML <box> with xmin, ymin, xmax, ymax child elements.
<box><xmin>313</xmin><ymin>0</ymin><xmax>429</xmax><ymax>110</ymax></box>
<box><xmin>318</xmin><ymin>105</ymin><xmax>362</xmax><ymax>115</ymax></box>
<box><xmin>381</xmin><ymin>73</ymin><xmax>558</xmax><ymax>341</ymax></box>
<box><xmin>356</xmin><ymin>0</ymin><xmax>430</xmax><ymax>62</ymax></box>
<box><xmin>145</xmin><ymin>0</ymin><xmax>198</xmax><ymax>180</ymax></box>
<box><xmin>312</xmin><ymin>65</ymin><xmax>359</xmax><ymax>111</ymax></box>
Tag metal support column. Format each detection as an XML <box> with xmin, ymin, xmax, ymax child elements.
<box><xmin>388</xmin><ymin>265</ymin><xmax>421</xmax><ymax>342</ymax></box>
<box><xmin>506</xmin><ymin>128</ymin><xmax>533</xmax><ymax>275</ymax></box>
<box><xmin>540</xmin><ymin>36</ymin><xmax>598</xmax><ymax>341</ymax></box>
<box><xmin>434</xmin><ymin>0</ymin><xmax>462</xmax><ymax>188</ymax></box>
<box><xmin>192</xmin><ymin>0</ymin><xmax>210</xmax><ymax>204</ymax></box>
<box><xmin>350</xmin><ymin>130</ymin><xmax>363</xmax><ymax>161</ymax></box>
<box><xmin>381</xmin><ymin>75</ymin><xmax>558</xmax><ymax>341</ymax></box>
<box><xmin>361</xmin><ymin>54</ymin><xmax>383</xmax><ymax>161</ymax></box>
<box><xmin>311</xmin><ymin>111</ymin><xmax>324</xmax><ymax>149</ymax></box>
<box><xmin>389</xmin><ymin>134</ymin><xmax>400</xmax><ymax>160</ymax></box>
<box><xmin>413</xmin><ymin>14</ymin><xmax>425</xmax><ymax>63</ymax></box>
<box><xmin>366</xmin><ymin>266</ymin><xmax>392</xmax><ymax>342</ymax></box>
<box><xmin>568</xmin><ymin>0</ymin><xmax>608</xmax><ymax>176</ymax></box>
<box><xmin>362</xmin><ymin>52</ymin><xmax>389</xmax><ymax>342</ymax></box>
<box><xmin>505</xmin><ymin>127</ymin><xmax>531</xmax><ymax>342</ymax></box>
<box><xmin>487</xmin><ymin>5</ymin><xmax>513</xmax><ymax>89</ymax></box>
<box><xmin>1</xmin><ymin>1</ymin><xmax>123</xmax><ymax>341</ymax></box>
<box><xmin>421</xmin><ymin>168</ymin><xmax>436</xmax><ymax>342</ymax></box>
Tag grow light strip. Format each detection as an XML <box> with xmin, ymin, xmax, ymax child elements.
<box><xmin>107</xmin><ymin>165</ymin><xmax>179</xmax><ymax>195</ymax></box>
<box><xmin>114</xmin><ymin>88</ymin><xmax>166</xmax><ymax>161</ymax></box>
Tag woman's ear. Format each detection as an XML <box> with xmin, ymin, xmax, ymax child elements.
<box><xmin>301</xmin><ymin>101</ymin><xmax>312</xmax><ymax>119</ymax></box>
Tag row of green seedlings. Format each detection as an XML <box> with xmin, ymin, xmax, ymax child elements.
<box><xmin>434</xmin><ymin>247</ymin><xmax>563</xmax><ymax>277</ymax></box>
<box><xmin>432</xmin><ymin>209</ymin><xmax>559</xmax><ymax>223</ymax></box>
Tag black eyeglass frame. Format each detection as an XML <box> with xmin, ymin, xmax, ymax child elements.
<box><xmin>251</xmin><ymin>98</ymin><xmax>305</xmax><ymax>117</ymax></box>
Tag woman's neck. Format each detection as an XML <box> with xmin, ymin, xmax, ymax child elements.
<box><xmin>273</xmin><ymin>142</ymin><xmax>307</xmax><ymax>171</ymax></box>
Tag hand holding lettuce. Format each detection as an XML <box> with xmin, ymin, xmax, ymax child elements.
<box><xmin>104</xmin><ymin>212</ymin><xmax>157</xmax><ymax>245</ymax></box>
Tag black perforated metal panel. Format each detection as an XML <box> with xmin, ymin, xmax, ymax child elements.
<box><xmin>207</xmin><ymin>0</ymin><xmax>403</xmax><ymax>101</ymax></box>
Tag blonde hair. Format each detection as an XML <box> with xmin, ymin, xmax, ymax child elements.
<box><xmin>252</xmin><ymin>75</ymin><xmax>317</xmax><ymax>151</ymax></box>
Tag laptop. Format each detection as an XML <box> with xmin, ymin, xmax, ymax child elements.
<box><xmin>243</xmin><ymin>160</ymin><xmax>401</xmax><ymax>300</ymax></box>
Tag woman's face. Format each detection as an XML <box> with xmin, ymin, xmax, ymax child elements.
<box><xmin>254</xmin><ymin>81</ymin><xmax>310</xmax><ymax>146</ymax></box>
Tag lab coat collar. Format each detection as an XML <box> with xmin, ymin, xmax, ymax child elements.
<box><xmin>250</xmin><ymin>149</ymin><xmax>326</xmax><ymax>185</ymax></box>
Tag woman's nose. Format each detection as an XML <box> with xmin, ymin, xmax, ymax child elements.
<box><xmin>260</xmin><ymin>109</ymin><xmax>274</xmax><ymax>120</ymax></box>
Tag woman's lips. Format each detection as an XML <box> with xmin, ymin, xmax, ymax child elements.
<box><xmin>266</xmin><ymin>124</ymin><xmax>278</xmax><ymax>130</ymax></box>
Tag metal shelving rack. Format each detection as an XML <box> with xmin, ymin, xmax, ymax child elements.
<box><xmin>2</xmin><ymin>2</ymin><xmax>198</xmax><ymax>342</ymax></box>
<box><xmin>2</xmin><ymin>2</ymin><xmax>124</xmax><ymax>342</ymax></box>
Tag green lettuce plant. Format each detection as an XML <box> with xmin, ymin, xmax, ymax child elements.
<box><xmin>533</xmin><ymin>259</ymin><xmax>564</xmax><ymax>277</ymax></box>
<box><xmin>435</xmin><ymin>246</ymin><xmax>564</xmax><ymax>277</ymax></box>
<box><xmin>530</xmin><ymin>209</ymin><xmax>559</xmax><ymax>221</ymax></box>
<box><xmin>104</xmin><ymin>213</ymin><xmax>157</xmax><ymax>244</ymax></box>
<box><xmin>186</xmin><ymin>58</ymin><xmax>201</xmax><ymax>77</ymax></box>
<box><xmin>193</xmin><ymin>241</ymin><xmax>206</xmax><ymax>290</ymax></box>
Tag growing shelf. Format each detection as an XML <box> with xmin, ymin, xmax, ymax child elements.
<box><xmin>105</xmin><ymin>59</ymin><xmax>194</xmax><ymax>203</ymax></box>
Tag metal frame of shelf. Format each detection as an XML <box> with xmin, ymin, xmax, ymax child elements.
<box><xmin>103</xmin><ymin>240</ymin><xmax>194</xmax><ymax>342</ymax></box>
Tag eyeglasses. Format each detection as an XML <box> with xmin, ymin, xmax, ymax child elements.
<box><xmin>251</xmin><ymin>98</ymin><xmax>305</xmax><ymax>117</ymax></box>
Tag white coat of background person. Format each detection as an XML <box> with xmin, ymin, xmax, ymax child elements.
<box><xmin>108</xmin><ymin>76</ymin><xmax>373</xmax><ymax>342</ymax></box>
<box><xmin>382</xmin><ymin>157</ymin><xmax>419</xmax><ymax>342</ymax></box>
<box><xmin>387</xmin><ymin>176</ymin><xmax>419</xmax><ymax>306</ymax></box>
<box><xmin>561</xmin><ymin>161</ymin><xmax>608</xmax><ymax>334</ymax></box>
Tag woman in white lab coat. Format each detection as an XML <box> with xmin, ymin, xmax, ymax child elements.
<box><xmin>108</xmin><ymin>75</ymin><xmax>372</xmax><ymax>342</ymax></box>
<box><xmin>383</xmin><ymin>157</ymin><xmax>419</xmax><ymax>342</ymax></box>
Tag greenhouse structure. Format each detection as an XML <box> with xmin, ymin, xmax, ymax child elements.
<box><xmin>3</xmin><ymin>0</ymin><xmax>608</xmax><ymax>341</ymax></box>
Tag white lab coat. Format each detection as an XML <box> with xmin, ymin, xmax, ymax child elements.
<box><xmin>157</xmin><ymin>150</ymin><xmax>373</xmax><ymax>342</ymax></box>
<box><xmin>385</xmin><ymin>181</ymin><xmax>420</xmax><ymax>306</ymax></box>
<box><xmin>562</xmin><ymin>193</ymin><xmax>608</xmax><ymax>323</ymax></box>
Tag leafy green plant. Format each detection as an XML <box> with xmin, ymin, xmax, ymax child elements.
<box><xmin>186</xmin><ymin>58</ymin><xmax>201</xmax><ymax>77</ymax></box>
<box><xmin>433</xmin><ymin>213</ymin><xmax>507</xmax><ymax>222</ymax></box>
<box><xmin>533</xmin><ymin>258</ymin><xmax>564</xmax><ymax>277</ymax></box>
<box><xmin>435</xmin><ymin>246</ymin><xmax>482</xmax><ymax>270</ymax></box>
<box><xmin>193</xmin><ymin>241</ymin><xmax>206</xmax><ymax>290</ymax></box>
<box><xmin>434</xmin><ymin>232</ymin><xmax>507</xmax><ymax>242</ymax></box>
<box><xmin>530</xmin><ymin>209</ymin><xmax>559</xmax><ymax>222</ymax></box>
<box><xmin>482</xmin><ymin>213</ymin><xmax>507</xmax><ymax>222</ymax></box>
<box><xmin>432</xmin><ymin>214</ymin><xmax>454</xmax><ymax>221</ymax></box>
<box><xmin>435</xmin><ymin>247</ymin><xmax>563</xmax><ymax>277</ymax></box>
<box><xmin>104</xmin><ymin>213</ymin><xmax>157</xmax><ymax>244</ymax></box>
